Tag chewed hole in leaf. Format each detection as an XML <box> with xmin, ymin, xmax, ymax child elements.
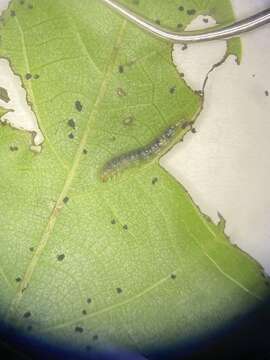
<box><xmin>0</xmin><ymin>58</ymin><xmax>44</xmax><ymax>147</ymax></box>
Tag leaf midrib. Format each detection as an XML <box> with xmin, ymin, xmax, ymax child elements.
<box><xmin>5</xmin><ymin>17</ymin><xmax>128</xmax><ymax>322</ymax></box>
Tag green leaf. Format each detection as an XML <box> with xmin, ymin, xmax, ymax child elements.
<box><xmin>0</xmin><ymin>0</ymin><xmax>269</xmax><ymax>355</ymax></box>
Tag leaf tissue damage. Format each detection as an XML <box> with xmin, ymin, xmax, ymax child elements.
<box><xmin>0</xmin><ymin>58</ymin><xmax>44</xmax><ymax>147</ymax></box>
<box><xmin>0</xmin><ymin>0</ymin><xmax>269</xmax><ymax>356</ymax></box>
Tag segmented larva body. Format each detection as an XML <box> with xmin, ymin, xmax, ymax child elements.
<box><xmin>101</xmin><ymin>120</ymin><xmax>186</xmax><ymax>182</ymax></box>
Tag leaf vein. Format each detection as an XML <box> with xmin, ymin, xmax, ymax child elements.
<box><xmin>4</xmin><ymin>18</ymin><xmax>128</xmax><ymax>323</ymax></box>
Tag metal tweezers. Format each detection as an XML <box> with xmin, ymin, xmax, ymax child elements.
<box><xmin>101</xmin><ymin>0</ymin><xmax>270</xmax><ymax>43</ymax></box>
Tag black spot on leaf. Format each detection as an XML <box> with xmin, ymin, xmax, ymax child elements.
<box><xmin>75</xmin><ymin>326</ymin><xmax>84</xmax><ymax>333</ymax></box>
<box><xmin>63</xmin><ymin>197</ymin><xmax>69</xmax><ymax>204</ymax></box>
<box><xmin>118</xmin><ymin>65</ymin><xmax>124</xmax><ymax>73</ymax></box>
<box><xmin>187</xmin><ymin>9</ymin><xmax>196</xmax><ymax>15</ymax></box>
<box><xmin>75</xmin><ymin>100</ymin><xmax>83</xmax><ymax>112</ymax></box>
<box><xmin>67</xmin><ymin>119</ymin><xmax>76</xmax><ymax>129</ymax></box>
<box><xmin>23</xmin><ymin>311</ymin><xmax>31</xmax><ymax>319</ymax></box>
<box><xmin>57</xmin><ymin>254</ymin><xmax>65</xmax><ymax>262</ymax></box>
<box><xmin>68</xmin><ymin>133</ymin><xmax>74</xmax><ymax>139</ymax></box>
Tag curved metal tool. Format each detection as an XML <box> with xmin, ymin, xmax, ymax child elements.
<box><xmin>101</xmin><ymin>0</ymin><xmax>270</xmax><ymax>43</ymax></box>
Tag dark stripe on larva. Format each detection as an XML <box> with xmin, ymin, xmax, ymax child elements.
<box><xmin>101</xmin><ymin>120</ymin><xmax>185</xmax><ymax>182</ymax></box>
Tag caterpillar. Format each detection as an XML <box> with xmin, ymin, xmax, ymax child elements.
<box><xmin>101</xmin><ymin>120</ymin><xmax>190</xmax><ymax>182</ymax></box>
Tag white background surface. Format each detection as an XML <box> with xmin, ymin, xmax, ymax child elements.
<box><xmin>162</xmin><ymin>0</ymin><xmax>270</xmax><ymax>274</ymax></box>
<box><xmin>0</xmin><ymin>0</ymin><xmax>270</xmax><ymax>274</ymax></box>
